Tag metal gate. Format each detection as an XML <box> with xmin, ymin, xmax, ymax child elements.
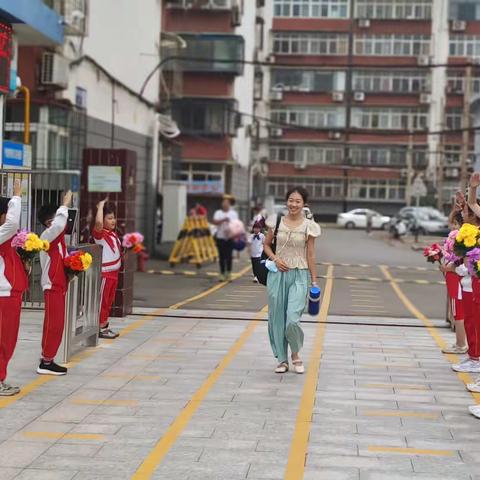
<box><xmin>0</xmin><ymin>168</ymin><xmax>81</xmax><ymax>305</ymax></box>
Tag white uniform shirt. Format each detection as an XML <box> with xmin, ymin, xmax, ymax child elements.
<box><xmin>213</xmin><ymin>209</ymin><xmax>238</xmax><ymax>240</ymax></box>
<box><xmin>248</xmin><ymin>232</ymin><xmax>265</xmax><ymax>258</ymax></box>
<box><xmin>456</xmin><ymin>264</ymin><xmax>472</xmax><ymax>296</ymax></box>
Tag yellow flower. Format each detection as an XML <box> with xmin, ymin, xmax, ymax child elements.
<box><xmin>43</xmin><ymin>240</ymin><xmax>50</xmax><ymax>251</ymax></box>
<box><xmin>465</xmin><ymin>237</ymin><xmax>477</xmax><ymax>248</ymax></box>
<box><xmin>80</xmin><ymin>253</ymin><xmax>92</xmax><ymax>270</ymax></box>
<box><xmin>457</xmin><ymin>223</ymin><xmax>479</xmax><ymax>244</ymax></box>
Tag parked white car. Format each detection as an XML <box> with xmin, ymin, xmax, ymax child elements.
<box><xmin>337</xmin><ymin>209</ymin><xmax>391</xmax><ymax>230</ymax></box>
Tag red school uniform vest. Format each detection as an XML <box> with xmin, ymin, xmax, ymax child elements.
<box><xmin>42</xmin><ymin>231</ymin><xmax>67</xmax><ymax>292</ymax></box>
<box><xmin>93</xmin><ymin>229</ymin><xmax>122</xmax><ymax>274</ymax></box>
<box><xmin>0</xmin><ymin>239</ymin><xmax>28</xmax><ymax>297</ymax></box>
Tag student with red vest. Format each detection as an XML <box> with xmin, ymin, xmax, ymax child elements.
<box><xmin>0</xmin><ymin>180</ymin><xmax>28</xmax><ymax>396</ymax></box>
<box><xmin>93</xmin><ymin>198</ymin><xmax>121</xmax><ymax>339</ymax></box>
<box><xmin>37</xmin><ymin>190</ymin><xmax>72</xmax><ymax>376</ymax></box>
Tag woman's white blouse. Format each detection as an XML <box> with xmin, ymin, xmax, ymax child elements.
<box><xmin>266</xmin><ymin>215</ymin><xmax>321</xmax><ymax>269</ymax></box>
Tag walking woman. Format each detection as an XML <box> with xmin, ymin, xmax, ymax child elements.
<box><xmin>213</xmin><ymin>195</ymin><xmax>238</xmax><ymax>281</ymax></box>
<box><xmin>263</xmin><ymin>187</ymin><xmax>320</xmax><ymax>374</ymax></box>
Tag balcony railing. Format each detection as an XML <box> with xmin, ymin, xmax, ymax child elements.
<box><xmin>166</xmin><ymin>0</ymin><xmax>235</xmax><ymax>10</ymax></box>
<box><xmin>164</xmin><ymin>34</ymin><xmax>245</xmax><ymax>75</ymax></box>
<box><xmin>172</xmin><ymin>99</ymin><xmax>240</xmax><ymax>136</ymax></box>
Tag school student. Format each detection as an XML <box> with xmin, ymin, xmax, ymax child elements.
<box><xmin>0</xmin><ymin>180</ymin><xmax>28</xmax><ymax>395</ymax></box>
<box><xmin>37</xmin><ymin>191</ymin><xmax>72</xmax><ymax>375</ymax></box>
<box><xmin>248</xmin><ymin>220</ymin><xmax>265</xmax><ymax>283</ymax></box>
<box><xmin>93</xmin><ymin>198</ymin><xmax>121</xmax><ymax>339</ymax></box>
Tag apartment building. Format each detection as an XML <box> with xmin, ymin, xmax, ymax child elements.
<box><xmin>161</xmin><ymin>0</ymin><xmax>257</xmax><ymax>218</ymax></box>
<box><xmin>261</xmin><ymin>0</ymin><xmax>479</xmax><ymax>217</ymax></box>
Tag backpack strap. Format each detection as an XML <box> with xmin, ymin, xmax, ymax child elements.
<box><xmin>272</xmin><ymin>214</ymin><xmax>283</xmax><ymax>253</ymax></box>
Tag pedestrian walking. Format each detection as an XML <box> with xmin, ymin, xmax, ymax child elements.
<box><xmin>213</xmin><ymin>195</ymin><xmax>238</xmax><ymax>282</ymax></box>
<box><xmin>263</xmin><ymin>187</ymin><xmax>320</xmax><ymax>374</ymax></box>
<box><xmin>248</xmin><ymin>220</ymin><xmax>265</xmax><ymax>283</ymax></box>
<box><xmin>36</xmin><ymin>190</ymin><xmax>73</xmax><ymax>376</ymax></box>
<box><xmin>0</xmin><ymin>180</ymin><xmax>28</xmax><ymax>396</ymax></box>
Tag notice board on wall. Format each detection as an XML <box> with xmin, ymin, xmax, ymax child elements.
<box><xmin>87</xmin><ymin>166</ymin><xmax>122</xmax><ymax>192</ymax></box>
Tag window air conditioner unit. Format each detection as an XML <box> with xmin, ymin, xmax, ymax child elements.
<box><xmin>294</xmin><ymin>160</ymin><xmax>307</xmax><ymax>170</ymax></box>
<box><xmin>332</xmin><ymin>91</ymin><xmax>344</xmax><ymax>102</ymax></box>
<box><xmin>266</xmin><ymin>54</ymin><xmax>276</xmax><ymax>63</ymax></box>
<box><xmin>354</xmin><ymin>91</ymin><xmax>365</xmax><ymax>102</ymax></box>
<box><xmin>417</xmin><ymin>56</ymin><xmax>431</xmax><ymax>66</ymax></box>
<box><xmin>358</xmin><ymin>19</ymin><xmax>370</xmax><ymax>28</ymax></box>
<box><xmin>270</xmin><ymin>128</ymin><xmax>283</xmax><ymax>138</ymax></box>
<box><xmin>328</xmin><ymin>131</ymin><xmax>341</xmax><ymax>140</ymax></box>
<box><xmin>270</xmin><ymin>89</ymin><xmax>283</xmax><ymax>101</ymax></box>
<box><xmin>419</xmin><ymin>93</ymin><xmax>431</xmax><ymax>104</ymax></box>
<box><xmin>452</xmin><ymin>20</ymin><xmax>466</xmax><ymax>32</ymax></box>
<box><xmin>40</xmin><ymin>52</ymin><xmax>69</xmax><ymax>89</ymax></box>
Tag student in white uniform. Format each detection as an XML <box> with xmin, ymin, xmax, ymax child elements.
<box><xmin>248</xmin><ymin>220</ymin><xmax>265</xmax><ymax>283</ymax></box>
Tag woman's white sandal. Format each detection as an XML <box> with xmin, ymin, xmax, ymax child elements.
<box><xmin>292</xmin><ymin>360</ymin><xmax>305</xmax><ymax>374</ymax></box>
<box><xmin>275</xmin><ymin>362</ymin><xmax>289</xmax><ymax>373</ymax></box>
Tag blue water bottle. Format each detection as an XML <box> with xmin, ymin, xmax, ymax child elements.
<box><xmin>308</xmin><ymin>285</ymin><xmax>321</xmax><ymax>316</ymax></box>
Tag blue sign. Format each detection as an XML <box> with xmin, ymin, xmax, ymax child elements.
<box><xmin>2</xmin><ymin>140</ymin><xmax>31</xmax><ymax>169</ymax></box>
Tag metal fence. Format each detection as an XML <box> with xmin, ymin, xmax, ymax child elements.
<box><xmin>0</xmin><ymin>168</ymin><xmax>81</xmax><ymax>305</ymax></box>
<box><xmin>57</xmin><ymin>244</ymin><xmax>102</xmax><ymax>363</ymax></box>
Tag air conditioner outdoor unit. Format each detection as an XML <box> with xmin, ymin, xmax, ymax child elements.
<box><xmin>332</xmin><ymin>91</ymin><xmax>344</xmax><ymax>102</ymax></box>
<box><xmin>270</xmin><ymin>89</ymin><xmax>283</xmax><ymax>101</ymax></box>
<box><xmin>419</xmin><ymin>93</ymin><xmax>431</xmax><ymax>104</ymax></box>
<box><xmin>358</xmin><ymin>18</ymin><xmax>370</xmax><ymax>28</ymax></box>
<box><xmin>328</xmin><ymin>131</ymin><xmax>341</xmax><ymax>140</ymax></box>
<box><xmin>231</xmin><ymin>3</ymin><xmax>241</xmax><ymax>26</ymax></box>
<box><xmin>270</xmin><ymin>128</ymin><xmax>283</xmax><ymax>137</ymax></box>
<box><xmin>40</xmin><ymin>52</ymin><xmax>69</xmax><ymax>89</ymax></box>
<box><xmin>446</xmin><ymin>167</ymin><xmax>460</xmax><ymax>178</ymax></box>
<box><xmin>294</xmin><ymin>161</ymin><xmax>307</xmax><ymax>170</ymax></box>
<box><xmin>417</xmin><ymin>55</ymin><xmax>431</xmax><ymax>66</ymax></box>
<box><xmin>354</xmin><ymin>91</ymin><xmax>365</xmax><ymax>102</ymax></box>
<box><xmin>452</xmin><ymin>20</ymin><xmax>466</xmax><ymax>32</ymax></box>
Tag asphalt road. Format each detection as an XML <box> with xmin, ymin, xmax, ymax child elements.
<box><xmin>134</xmin><ymin>227</ymin><xmax>446</xmax><ymax>322</ymax></box>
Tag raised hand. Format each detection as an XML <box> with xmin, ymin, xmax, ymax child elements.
<box><xmin>470</xmin><ymin>172</ymin><xmax>480</xmax><ymax>189</ymax></box>
<box><xmin>96</xmin><ymin>197</ymin><xmax>108</xmax><ymax>209</ymax></box>
<box><xmin>63</xmin><ymin>190</ymin><xmax>73</xmax><ymax>207</ymax></box>
<box><xmin>13</xmin><ymin>179</ymin><xmax>22</xmax><ymax>197</ymax></box>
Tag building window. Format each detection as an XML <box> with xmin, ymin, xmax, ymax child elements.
<box><xmin>267</xmin><ymin>176</ymin><xmax>343</xmax><ymax>199</ymax></box>
<box><xmin>271</xmin><ymin>69</ymin><xmax>346</xmax><ymax>92</ymax></box>
<box><xmin>447</xmin><ymin>72</ymin><xmax>480</xmax><ymax>93</ymax></box>
<box><xmin>270</xmin><ymin>145</ymin><xmax>343</xmax><ymax>165</ymax></box>
<box><xmin>254</xmin><ymin>70</ymin><xmax>264</xmax><ymax>100</ymax></box>
<box><xmin>271</xmin><ymin>106</ymin><xmax>346</xmax><ymax>128</ymax></box>
<box><xmin>274</xmin><ymin>0</ymin><xmax>349</xmax><ymax>18</ymax></box>
<box><xmin>450</xmin><ymin>35</ymin><xmax>480</xmax><ymax>59</ymax></box>
<box><xmin>352</xmin><ymin>71</ymin><xmax>429</xmax><ymax>93</ymax></box>
<box><xmin>450</xmin><ymin>1</ymin><xmax>480</xmax><ymax>21</ymax></box>
<box><xmin>348</xmin><ymin>179</ymin><xmax>405</xmax><ymax>201</ymax></box>
<box><xmin>355</xmin><ymin>35</ymin><xmax>431</xmax><ymax>56</ymax></box>
<box><xmin>446</xmin><ymin>107</ymin><xmax>464</xmax><ymax>130</ymax></box>
<box><xmin>351</xmin><ymin>108</ymin><xmax>428</xmax><ymax>130</ymax></box>
<box><xmin>273</xmin><ymin>33</ymin><xmax>348</xmax><ymax>55</ymax></box>
<box><xmin>355</xmin><ymin>0</ymin><xmax>432</xmax><ymax>19</ymax></box>
<box><xmin>350</xmin><ymin>145</ymin><xmax>428</xmax><ymax>167</ymax></box>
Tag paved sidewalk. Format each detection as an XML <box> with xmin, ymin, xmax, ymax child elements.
<box><xmin>1</xmin><ymin>308</ymin><xmax>480</xmax><ymax>479</ymax></box>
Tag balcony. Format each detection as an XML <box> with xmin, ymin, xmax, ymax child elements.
<box><xmin>166</xmin><ymin>0</ymin><xmax>236</xmax><ymax>9</ymax></box>
<box><xmin>163</xmin><ymin>34</ymin><xmax>245</xmax><ymax>75</ymax></box>
<box><xmin>172</xmin><ymin>98</ymin><xmax>240</xmax><ymax>136</ymax></box>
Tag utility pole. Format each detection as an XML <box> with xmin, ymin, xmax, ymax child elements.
<box><xmin>460</xmin><ymin>64</ymin><xmax>472</xmax><ymax>193</ymax></box>
<box><xmin>406</xmin><ymin>131</ymin><xmax>413</xmax><ymax>207</ymax></box>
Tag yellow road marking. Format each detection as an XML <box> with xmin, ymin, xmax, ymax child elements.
<box><xmin>363</xmin><ymin>410</ymin><xmax>439</xmax><ymax>419</ymax></box>
<box><xmin>0</xmin><ymin>268</ymin><xmax>249</xmax><ymax>410</ymax></box>
<box><xmin>182</xmin><ymin>271</ymin><xmax>197</xmax><ymax>276</ymax></box>
<box><xmin>169</xmin><ymin>265</ymin><xmax>251</xmax><ymax>310</ymax></box>
<box><xmin>368</xmin><ymin>446</ymin><xmax>454</xmax><ymax>456</ymax></box>
<box><xmin>131</xmin><ymin>306</ymin><xmax>265</xmax><ymax>480</ymax></box>
<box><xmin>23</xmin><ymin>431</ymin><xmax>105</xmax><ymax>441</ymax></box>
<box><xmin>363</xmin><ymin>383</ymin><xmax>429</xmax><ymax>391</ymax></box>
<box><xmin>284</xmin><ymin>265</ymin><xmax>334</xmax><ymax>480</ymax></box>
<box><xmin>380</xmin><ymin>265</ymin><xmax>480</xmax><ymax>404</ymax></box>
<box><xmin>72</xmin><ymin>399</ymin><xmax>138</xmax><ymax>407</ymax></box>
<box><xmin>160</xmin><ymin>270</ymin><xmax>175</xmax><ymax>275</ymax></box>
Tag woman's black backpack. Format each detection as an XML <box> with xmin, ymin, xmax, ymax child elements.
<box><xmin>253</xmin><ymin>215</ymin><xmax>282</xmax><ymax>286</ymax></box>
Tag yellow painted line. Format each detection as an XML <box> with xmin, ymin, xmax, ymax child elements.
<box><xmin>182</xmin><ymin>271</ymin><xmax>197</xmax><ymax>276</ymax></box>
<box><xmin>363</xmin><ymin>383</ymin><xmax>429</xmax><ymax>391</ymax></box>
<box><xmin>364</xmin><ymin>410</ymin><xmax>439</xmax><ymax>419</ymax></box>
<box><xmin>206</xmin><ymin>272</ymin><xmax>219</xmax><ymax>276</ymax></box>
<box><xmin>284</xmin><ymin>265</ymin><xmax>334</xmax><ymax>480</ymax></box>
<box><xmin>169</xmin><ymin>265</ymin><xmax>251</xmax><ymax>310</ymax></box>
<box><xmin>72</xmin><ymin>399</ymin><xmax>138</xmax><ymax>407</ymax></box>
<box><xmin>131</xmin><ymin>306</ymin><xmax>265</xmax><ymax>480</ymax></box>
<box><xmin>23</xmin><ymin>431</ymin><xmax>105</xmax><ymax>441</ymax></box>
<box><xmin>160</xmin><ymin>270</ymin><xmax>175</xmax><ymax>275</ymax></box>
<box><xmin>380</xmin><ymin>265</ymin><xmax>480</xmax><ymax>405</ymax></box>
<box><xmin>368</xmin><ymin>446</ymin><xmax>454</xmax><ymax>456</ymax></box>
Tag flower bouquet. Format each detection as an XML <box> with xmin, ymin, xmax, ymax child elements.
<box><xmin>122</xmin><ymin>232</ymin><xmax>145</xmax><ymax>254</ymax></box>
<box><xmin>454</xmin><ymin>223</ymin><xmax>480</xmax><ymax>257</ymax></box>
<box><xmin>466</xmin><ymin>248</ymin><xmax>480</xmax><ymax>278</ymax></box>
<box><xmin>11</xmin><ymin>229</ymin><xmax>50</xmax><ymax>274</ymax></box>
<box><xmin>442</xmin><ymin>230</ymin><xmax>462</xmax><ymax>265</ymax></box>
<box><xmin>423</xmin><ymin>243</ymin><xmax>443</xmax><ymax>264</ymax></box>
<box><xmin>64</xmin><ymin>250</ymin><xmax>93</xmax><ymax>280</ymax></box>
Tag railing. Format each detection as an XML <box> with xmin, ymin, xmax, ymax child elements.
<box><xmin>57</xmin><ymin>244</ymin><xmax>102</xmax><ymax>363</ymax></box>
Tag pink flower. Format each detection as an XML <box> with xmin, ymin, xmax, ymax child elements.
<box><xmin>122</xmin><ymin>232</ymin><xmax>144</xmax><ymax>249</ymax></box>
<box><xmin>11</xmin><ymin>229</ymin><xmax>29</xmax><ymax>248</ymax></box>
